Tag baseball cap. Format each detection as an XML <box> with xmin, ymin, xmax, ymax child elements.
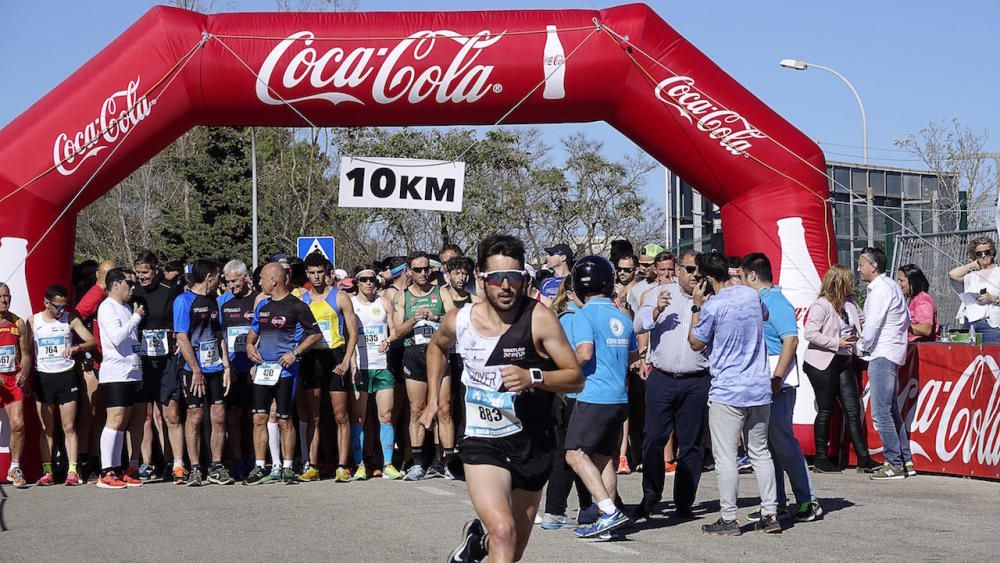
<box><xmin>270</xmin><ymin>253</ymin><xmax>291</xmax><ymax>265</ymax></box>
<box><xmin>639</xmin><ymin>243</ymin><xmax>664</xmax><ymax>260</ymax></box>
<box><xmin>544</xmin><ymin>243</ymin><xmax>574</xmax><ymax>262</ymax></box>
<box><xmin>334</xmin><ymin>268</ymin><xmax>349</xmax><ymax>281</ymax></box>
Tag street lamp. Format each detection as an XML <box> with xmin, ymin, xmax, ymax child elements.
<box><xmin>780</xmin><ymin>59</ymin><xmax>873</xmax><ymax>248</ymax></box>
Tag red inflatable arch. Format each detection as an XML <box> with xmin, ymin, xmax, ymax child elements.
<box><xmin>0</xmin><ymin>4</ymin><xmax>833</xmax><ymax>466</ymax></box>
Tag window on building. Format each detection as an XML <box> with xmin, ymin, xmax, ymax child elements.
<box><xmin>903</xmin><ymin>173</ymin><xmax>921</xmax><ymax>198</ymax></box>
<box><xmin>851</xmin><ymin>169</ymin><xmax>868</xmax><ymax>198</ymax></box>
<box><xmin>870</xmin><ymin>171</ymin><xmax>886</xmax><ymax>197</ymax></box>
<box><xmin>886</xmin><ymin>172</ymin><xmax>902</xmax><ymax>198</ymax></box>
<box><xmin>833</xmin><ymin>166</ymin><xmax>851</xmax><ymax>195</ymax></box>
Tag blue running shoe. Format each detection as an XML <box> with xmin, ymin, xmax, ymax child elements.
<box><xmin>737</xmin><ymin>455</ymin><xmax>753</xmax><ymax>474</ymax></box>
<box><xmin>577</xmin><ymin>504</ymin><xmax>600</xmax><ymax>525</ymax></box>
<box><xmin>574</xmin><ymin>509</ymin><xmax>629</xmax><ymax>538</ymax></box>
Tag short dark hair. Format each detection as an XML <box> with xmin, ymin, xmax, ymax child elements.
<box><xmin>45</xmin><ymin>284</ymin><xmax>69</xmax><ymax>301</ymax></box>
<box><xmin>440</xmin><ymin>243</ymin><xmax>464</xmax><ymax>256</ymax></box>
<box><xmin>477</xmin><ymin>234</ymin><xmax>525</xmax><ymax>271</ymax></box>
<box><xmin>609</xmin><ymin>239</ymin><xmax>634</xmax><ymax>264</ymax></box>
<box><xmin>164</xmin><ymin>260</ymin><xmax>184</xmax><ymax>274</ymax></box>
<box><xmin>740</xmin><ymin>252</ymin><xmax>774</xmax><ymax>283</ymax></box>
<box><xmin>696</xmin><ymin>250</ymin><xmax>728</xmax><ymax>283</ymax></box>
<box><xmin>387</xmin><ymin>256</ymin><xmax>408</xmax><ymax>271</ymax></box>
<box><xmin>898</xmin><ymin>264</ymin><xmax>930</xmax><ymax>296</ymax></box>
<box><xmin>616</xmin><ymin>254</ymin><xmax>637</xmax><ymax>267</ymax></box>
<box><xmin>679</xmin><ymin>249</ymin><xmax>699</xmax><ymax>263</ymax></box>
<box><xmin>654</xmin><ymin>251</ymin><xmax>675</xmax><ymax>265</ymax></box>
<box><xmin>446</xmin><ymin>256</ymin><xmax>475</xmax><ymax>274</ymax></box>
<box><xmin>304</xmin><ymin>251</ymin><xmax>331</xmax><ymax>271</ymax></box>
<box><xmin>860</xmin><ymin>247</ymin><xmax>887</xmax><ymax>274</ymax></box>
<box><xmin>105</xmin><ymin>268</ymin><xmax>134</xmax><ymax>288</ymax></box>
<box><xmin>134</xmin><ymin>251</ymin><xmax>159</xmax><ymax>269</ymax></box>
<box><xmin>408</xmin><ymin>251</ymin><xmax>429</xmax><ymax>266</ymax></box>
<box><xmin>190</xmin><ymin>259</ymin><xmax>220</xmax><ymax>284</ymax></box>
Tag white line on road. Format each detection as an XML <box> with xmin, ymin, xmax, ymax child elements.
<box><xmin>416</xmin><ymin>486</ymin><xmax>456</xmax><ymax>497</ymax></box>
<box><xmin>588</xmin><ymin>542</ymin><xmax>640</xmax><ymax>556</ymax></box>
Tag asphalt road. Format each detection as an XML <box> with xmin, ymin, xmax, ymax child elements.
<box><xmin>2</xmin><ymin>468</ymin><xmax>997</xmax><ymax>561</ymax></box>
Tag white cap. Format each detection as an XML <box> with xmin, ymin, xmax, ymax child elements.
<box><xmin>334</xmin><ymin>268</ymin><xmax>349</xmax><ymax>281</ymax></box>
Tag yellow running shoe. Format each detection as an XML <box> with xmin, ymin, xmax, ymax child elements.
<box><xmin>299</xmin><ymin>465</ymin><xmax>320</xmax><ymax>482</ymax></box>
<box><xmin>350</xmin><ymin>465</ymin><xmax>367</xmax><ymax>481</ymax></box>
<box><xmin>334</xmin><ymin>467</ymin><xmax>351</xmax><ymax>482</ymax></box>
<box><xmin>382</xmin><ymin>464</ymin><xmax>402</xmax><ymax>480</ymax></box>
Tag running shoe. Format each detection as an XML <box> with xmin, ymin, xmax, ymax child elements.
<box><xmin>96</xmin><ymin>470</ymin><xmax>126</xmax><ymax>490</ymax></box>
<box><xmin>540</xmin><ymin>513</ymin><xmax>574</xmax><ymax>530</ymax></box>
<box><xmin>746</xmin><ymin>505</ymin><xmax>789</xmax><ymax>522</ymax></box>
<box><xmin>267</xmin><ymin>464</ymin><xmax>282</xmax><ymax>484</ymax></box>
<box><xmin>795</xmin><ymin>501</ymin><xmax>824</xmax><ymax>522</ymax></box>
<box><xmin>664</xmin><ymin>461</ymin><xmax>677</xmax><ymax>475</ymax></box>
<box><xmin>350</xmin><ymin>465</ymin><xmax>367</xmax><ymax>481</ymax></box>
<box><xmin>382</xmin><ymin>464</ymin><xmax>402</xmax><ymax>480</ymax></box>
<box><xmin>371</xmin><ymin>467</ymin><xmax>383</xmax><ymax>478</ymax></box>
<box><xmin>905</xmin><ymin>461</ymin><xmax>917</xmax><ymax>477</ymax></box>
<box><xmin>448</xmin><ymin>518</ymin><xmax>486</xmax><ymax>563</ymax></box>
<box><xmin>425</xmin><ymin>459</ymin><xmax>445</xmax><ymax>479</ymax></box>
<box><xmin>281</xmin><ymin>467</ymin><xmax>300</xmax><ymax>485</ymax></box>
<box><xmin>299</xmin><ymin>465</ymin><xmax>320</xmax><ymax>482</ymax></box>
<box><xmin>870</xmin><ymin>463</ymin><xmax>905</xmax><ymax>480</ymax></box>
<box><xmin>334</xmin><ymin>467</ymin><xmax>351</xmax><ymax>482</ymax></box>
<box><xmin>173</xmin><ymin>465</ymin><xmax>189</xmax><ymax>485</ymax></box>
<box><xmin>702</xmin><ymin>517</ymin><xmax>741</xmax><ymax>536</ymax></box>
<box><xmin>702</xmin><ymin>452</ymin><xmax>716</xmax><ymax>472</ymax></box>
<box><xmin>123</xmin><ymin>467</ymin><xmax>144</xmax><ymax>488</ymax></box>
<box><xmin>138</xmin><ymin>463</ymin><xmax>156</xmax><ymax>481</ymax></box>
<box><xmin>737</xmin><ymin>455</ymin><xmax>753</xmax><ymax>473</ymax></box>
<box><xmin>617</xmin><ymin>456</ymin><xmax>631</xmax><ymax>475</ymax></box>
<box><xmin>574</xmin><ymin>509</ymin><xmax>629</xmax><ymax>538</ymax></box>
<box><xmin>577</xmin><ymin>504</ymin><xmax>600</xmax><ymax>525</ymax></box>
<box><xmin>403</xmin><ymin>464</ymin><xmax>426</xmax><ymax>481</ymax></box>
<box><xmin>65</xmin><ymin>471</ymin><xmax>83</xmax><ymax>486</ymax></box>
<box><xmin>444</xmin><ymin>465</ymin><xmax>456</xmax><ymax>481</ymax></box>
<box><xmin>186</xmin><ymin>467</ymin><xmax>204</xmax><ymax>487</ymax></box>
<box><xmin>208</xmin><ymin>465</ymin><xmax>235</xmax><ymax>485</ymax></box>
<box><xmin>754</xmin><ymin>514</ymin><xmax>782</xmax><ymax>534</ymax></box>
<box><xmin>534</xmin><ymin>513</ymin><xmax>543</xmax><ymax>525</ymax></box>
<box><xmin>37</xmin><ymin>472</ymin><xmax>55</xmax><ymax>486</ymax></box>
<box><xmin>244</xmin><ymin>466</ymin><xmax>271</xmax><ymax>486</ymax></box>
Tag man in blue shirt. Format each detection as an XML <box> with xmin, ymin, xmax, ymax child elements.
<box><xmin>564</xmin><ymin>256</ymin><xmax>639</xmax><ymax>539</ymax></box>
<box><xmin>689</xmin><ymin>251</ymin><xmax>780</xmax><ymax>536</ymax></box>
<box><xmin>741</xmin><ymin>253</ymin><xmax>821</xmax><ymax>523</ymax></box>
<box><xmin>173</xmin><ymin>259</ymin><xmax>231</xmax><ymax>487</ymax></box>
<box><xmin>539</xmin><ymin>243</ymin><xmax>573</xmax><ymax>307</ymax></box>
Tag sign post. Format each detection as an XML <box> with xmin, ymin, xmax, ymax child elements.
<box><xmin>297</xmin><ymin>236</ymin><xmax>336</xmax><ymax>267</ymax></box>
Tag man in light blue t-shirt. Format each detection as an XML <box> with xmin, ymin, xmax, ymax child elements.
<box><xmin>689</xmin><ymin>251</ymin><xmax>780</xmax><ymax>536</ymax></box>
<box><xmin>741</xmin><ymin>253</ymin><xmax>821</xmax><ymax>523</ymax></box>
<box><xmin>563</xmin><ymin>257</ymin><xmax>639</xmax><ymax>539</ymax></box>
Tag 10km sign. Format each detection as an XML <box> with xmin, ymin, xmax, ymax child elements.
<box><xmin>338</xmin><ymin>156</ymin><xmax>464</xmax><ymax>212</ymax></box>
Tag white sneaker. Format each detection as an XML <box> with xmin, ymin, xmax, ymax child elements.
<box><xmin>403</xmin><ymin>464</ymin><xmax>426</xmax><ymax>481</ymax></box>
<box><xmin>534</xmin><ymin>513</ymin><xmax>543</xmax><ymax>525</ymax></box>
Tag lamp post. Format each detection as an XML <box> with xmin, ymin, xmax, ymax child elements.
<box><xmin>780</xmin><ymin>59</ymin><xmax>873</xmax><ymax>248</ymax></box>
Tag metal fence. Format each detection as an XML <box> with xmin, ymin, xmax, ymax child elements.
<box><xmin>891</xmin><ymin>228</ymin><xmax>996</xmax><ymax>326</ymax></box>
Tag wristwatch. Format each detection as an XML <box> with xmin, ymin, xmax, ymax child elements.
<box><xmin>691</xmin><ymin>305</ymin><xmax>701</xmax><ymax>313</ymax></box>
<box><xmin>529</xmin><ymin>368</ymin><xmax>544</xmax><ymax>387</ymax></box>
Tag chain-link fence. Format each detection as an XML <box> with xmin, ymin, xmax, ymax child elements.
<box><xmin>891</xmin><ymin>228</ymin><xmax>997</xmax><ymax>326</ymax></box>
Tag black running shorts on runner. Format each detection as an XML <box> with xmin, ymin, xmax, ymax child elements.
<box><xmin>459</xmin><ymin>434</ymin><xmax>554</xmax><ymax>492</ymax></box>
<box><xmin>388</xmin><ymin>346</ymin><xmax>405</xmax><ymax>385</ymax></box>
<box><xmin>226</xmin><ymin>372</ymin><xmax>251</xmax><ymax>408</ymax></box>
<box><xmin>138</xmin><ymin>355</ymin><xmax>172</xmax><ymax>403</ymax></box>
<box><xmin>564</xmin><ymin>401</ymin><xmax>629</xmax><ymax>457</ymax></box>
<box><xmin>158</xmin><ymin>355</ymin><xmax>182</xmax><ymax>405</ymax></box>
<box><xmin>251</xmin><ymin>376</ymin><xmax>296</xmax><ymax>419</ymax></box>
<box><xmin>33</xmin><ymin>369</ymin><xmax>79</xmax><ymax>406</ymax></box>
<box><xmin>181</xmin><ymin>370</ymin><xmax>225</xmax><ymax>409</ymax></box>
<box><xmin>402</xmin><ymin>345</ymin><xmax>433</xmax><ymax>383</ymax></box>
<box><xmin>102</xmin><ymin>381</ymin><xmax>139</xmax><ymax>408</ymax></box>
<box><xmin>300</xmin><ymin>347</ymin><xmax>346</xmax><ymax>391</ymax></box>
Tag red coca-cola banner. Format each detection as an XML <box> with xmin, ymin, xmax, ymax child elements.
<box><xmin>861</xmin><ymin>344</ymin><xmax>1000</xmax><ymax>480</ymax></box>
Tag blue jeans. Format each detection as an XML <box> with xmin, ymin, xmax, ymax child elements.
<box><xmin>964</xmin><ymin>319</ymin><xmax>1000</xmax><ymax>344</ymax></box>
<box><xmin>769</xmin><ymin>387</ymin><xmax>815</xmax><ymax>506</ymax></box>
<box><xmin>868</xmin><ymin>357</ymin><xmax>912</xmax><ymax>469</ymax></box>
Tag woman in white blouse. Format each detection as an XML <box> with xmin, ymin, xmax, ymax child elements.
<box><xmin>948</xmin><ymin>236</ymin><xmax>1000</xmax><ymax>343</ymax></box>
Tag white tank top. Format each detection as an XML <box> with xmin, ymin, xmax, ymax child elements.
<box><xmin>454</xmin><ymin>305</ymin><xmax>523</xmax><ymax>438</ymax></box>
<box><xmin>352</xmin><ymin>295</ymin><xmax>388</xmax><ymax>370</ymax></box>
<box><xmin>33</xmin><ymin>312</ymin><xmax>75</xmax><ymax>374</ymax></box>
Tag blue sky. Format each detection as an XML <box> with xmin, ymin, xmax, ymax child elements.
<box><xmin>3</xmin><ymin>0</ymin><xmax>997</xmax><ymax>209</ymax></box>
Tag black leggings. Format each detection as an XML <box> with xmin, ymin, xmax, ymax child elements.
<box><xmin>544</xmin><ymin>397</ymin><xmax>592</xmax><ymax>516</ymax></box>
<box><xmin>803</xmin><ymin>355</ymin><xmax>870</xmax><ymax>460</ymax></box>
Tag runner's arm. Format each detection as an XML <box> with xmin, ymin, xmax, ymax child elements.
<box><xmin>18</xmin><ymin>318</ymin><xmax>32</xmax><ymax>376</ymax></box>
<box><xmin>393</xmin><ymin>292</ymin><xmax>419</xmax><ymax>336</ymax></box>
<box><xmin>69</xmin><ymin>316</ymin><xmax>97</xmax><ymax>352</ymax></box>
<box><xmin>337</xmin><ymin>291</ymin><xmax>358</xmax><ymax>366</ymax></box>
<box><xmin>439</xmin><ymin>288</ymin><xmax>455</xmax><ymax>316</ymax></box>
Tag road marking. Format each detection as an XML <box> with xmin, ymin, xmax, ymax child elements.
<box><xmin>416</xmin><ymin>486</ymin><xmax>455</xmax><ymax>497</ymax></box>
<box><xmin>588</xmin><ymin>542</ymin><xmax>639</xmax><ymax>556</ymax></box>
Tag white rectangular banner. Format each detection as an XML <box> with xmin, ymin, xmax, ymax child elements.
<box><xmin>338</xmin><ymin>156</ymin><xmax>464</xmax><ymax>212</ymax></box>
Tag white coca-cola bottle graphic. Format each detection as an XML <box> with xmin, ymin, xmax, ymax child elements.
<box><xmin>0</xmin><ymin>237</ymin><xmax>32</xmax><ymax>320</ymax></box>
<box><xmin>542</xmin><ymin>25</ymin><xmax>566</xmax><ymax>100</ymax></box>
<box><xmin>775</xmin><ymin>217</ymin><xmax>823</xmax><ymax>426</ymax></box>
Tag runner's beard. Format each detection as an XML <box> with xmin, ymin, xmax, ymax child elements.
<box><xmin>485</xmin><ymin>286</ymin><xmax>521</xmax><ymax>312</ymax></box>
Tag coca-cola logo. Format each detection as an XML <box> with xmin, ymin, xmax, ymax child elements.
<box><xmin>864</xmin><ymin>355</ymin><xmax>1000</xmax><ymax>467</ymax></box>
<box><xmin>52</xmin><ymin>77</ymin><xmax>152</xmax><ymax>176</ymax></box>
<box><xmin>654</xmin><ymin>76</ymin><xmax>765</xmax><ymax>156</ymax></box>
<box><xmin>257</xmin><ymin>29</ymin><xmax>505</xmax><ymax>107</ymax></box>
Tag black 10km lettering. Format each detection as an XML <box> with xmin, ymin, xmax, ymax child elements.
<box><xmin>346</xmin><ymin>166</ymin><xmax>456</xmax><ymax>202</ymax></box>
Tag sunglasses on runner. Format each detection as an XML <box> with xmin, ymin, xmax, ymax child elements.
<box><xmin>479</xmin><ymin>270</ymin><xmax>528</xmax><ymax>288</ymax></box>
<box><xmin>357</xmin><ymin>276</ymin><xmax>378</xmax><ymax>284</ymax></box>
<box><xmin>678</xmin><ymin>265</ymin><xmax>697</xmax><ymax>274</ymax></box>
<box><xmin>411</xmin><ymin>266</ymin><xmax>431</xmax><ymax>274</ymax></box>
<box><xmin>975</xmin><ymin>249</ymin><xmax>995</xmax><ymax>258</ymax></box>
<box><xmin>45</xmin><ymin>300</ymin><xmax>66</xmax><ymax>312</ymax></box>
<box><xmin>616</xmin><ymin>267</ymin><xmax>635</xmax><ymax>273</ymax></box>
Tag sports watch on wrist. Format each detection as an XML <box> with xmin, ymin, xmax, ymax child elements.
<box><xmin>529</xmin><ymin>368</ymin><xmax>544</xmax><ymax>387</ymax></box>
<box><xmin>691</xmin><ymin>305</ymin><xmax>701</xmax><ymax>313</ymax></box>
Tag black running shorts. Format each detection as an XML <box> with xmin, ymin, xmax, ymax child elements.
<box><xmin>33</xmin><ymin>369</ymin><xmax>79</xmax><ymax>406</ymax></box>
<box><xmin>459</xmin><ymin>434</ymin><xmax>554</xmax><ymax>492</ymax></box>
<box><xmin>251</xmin><ymin>376</ymin><xmax>295</xmax><ymax>419</ymax></box>
<box><xmin>102</xmin><ymin>381</ymin><xmax>139</xmax><ymax>408</ymax></box>
<box><xmin>564</xmin><ymin>401</ymin><xmax>628</xmax><ymax>457</ymax></box>
<box><xmin>181</xmin><ymin>370</ymin><xmax>226</xmax><ymax>409</ymax></box>
<box><xmin>300</xmin><ymin>347</ymin><xmax>346</xmax><ymax>391</ymax></box>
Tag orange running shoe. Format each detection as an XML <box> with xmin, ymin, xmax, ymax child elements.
<box><xmin>65</xmin><ymin>471</ymin><xmax>83</xmax><ymax>486</ymax></box>
<box><xmin>96</xmin><ymin>470</ymin><xmax>127</xmax><ymax>490</ymax></box>
<box><xmin>664</xmin><ymin>461</ymin><xmax>677</xmax><ymax>474</ymax></box>
<box><xmin>617</xmin><ymin>456</ymin><xmax>632</xmax><ymax>475</ymax></box>
<box><xmin>173</xmin><ymin>465</ymin><xmax>189</xmax><ymax>485</ymax></box>
<box><xmin>37</xmin><ymin>472</ymin><xmax>56</xmax><ymax>486</ymax></box>
<box><xmin>122</xmin><ymin>468</ymin><xmax>143</xmax><ymax>488</ymax></box>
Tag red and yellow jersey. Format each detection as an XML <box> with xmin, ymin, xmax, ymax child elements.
<box><xmin>0</xmin><ymin>313</ymin><xmax>23</xmax><ymax>376</ymax></box>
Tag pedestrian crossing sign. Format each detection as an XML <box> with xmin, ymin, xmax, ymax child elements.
<box><xmin>297</xmin><ymin>236</ymin><xmax>335</xmax><ymax>266</ymax></box>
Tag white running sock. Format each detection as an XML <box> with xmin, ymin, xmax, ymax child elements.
<box><xmin>267</xmin><ymin>421</ymin><xmax>281</xmax><ymax>465</ymax></box>
<box><xmin>597</xmin><ymin>498</ymin><xmax>617</xmax><ymax>515</ymax></box>
<box><xmin>256</xmin><ymin>459</ymin><xmax>266</xmax><ymax>468</ymax></box>
<box><xmin>101</xmin><ymin>427</ymin><xmax>117</xmax><ymax>470</ymax></box>
<box><xmin>8</xmin><ymin>461</ymin><xmax>20</xmax><ymax>470</ymax></box>
<box><xmin>283</xmin><ymin>459</ymin><xmax>293</xmax><ymax>469</ymax></box>
<box><xmin>298</xmin><ymin>421</ymin><xmax>308</xmax><ymax>463</ymax></box>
